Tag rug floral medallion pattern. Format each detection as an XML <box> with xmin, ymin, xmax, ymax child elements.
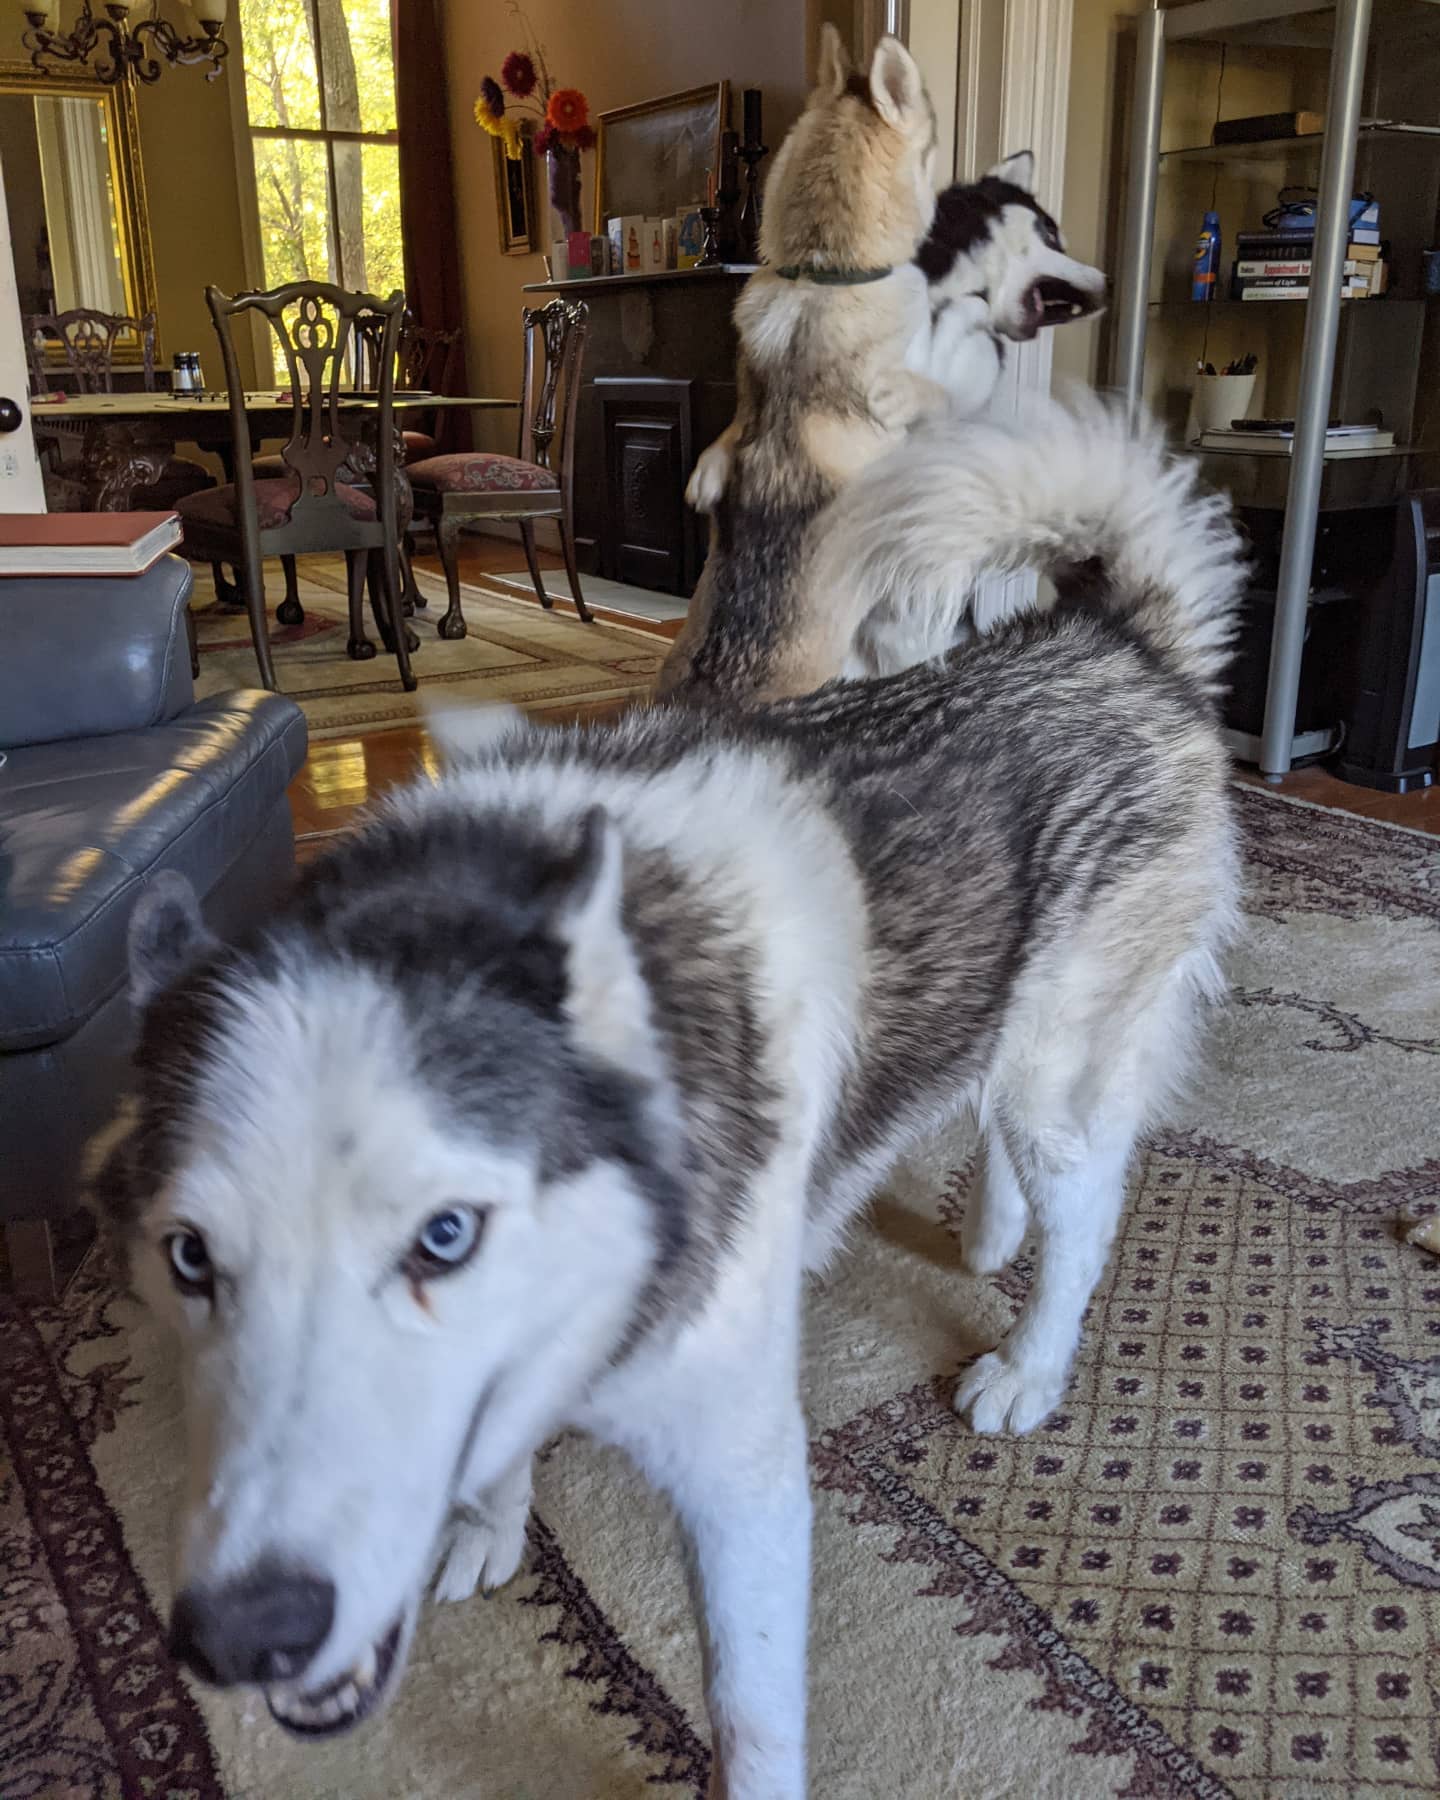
<box><xmin>2</xmin><ymin>788</ymin><xmax>1438</xmax><ymax>1798</ymax></box>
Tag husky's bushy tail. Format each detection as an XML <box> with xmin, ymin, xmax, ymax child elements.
<box><xmin>812</xmin><ymin>393</ymin><xmax>1245</xmax><ymax>695</ymax></box>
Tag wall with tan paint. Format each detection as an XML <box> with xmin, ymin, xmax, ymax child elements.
<box><xmin>2</xmin><ymin>11</ymin><xmax>254</xmax><ymax>385</ymax></box>
<box><xmin>441</xmin><ymin>0</ymin><xmax>810</xmax><ymax>451</ymax></box>
<box><xmin>135</xmin><ymin>3</ymin><xmax>255</xmax><ymax>384</ymax></box>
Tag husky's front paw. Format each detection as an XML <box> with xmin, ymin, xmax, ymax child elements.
<box><xmin>953</xmin><ymin>1351</ymin><xmax>1065</xmax><ymax>1435</ymax></box>
<box><xmin>433</xmin><ymin>1503</ymin><xmax>529</xmax><ymax>1602</ymax></box>
<box><xmin>867</xmin><ymin>369</ymin><xmax>923</xmax><ymax>435</ymax></box>
<box><xmin>686</xmin><ymin>441</ymin><xmax>732</xmax><ymax>513</ymax></box>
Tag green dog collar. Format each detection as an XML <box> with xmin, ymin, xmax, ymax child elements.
<box><xmin>773</xmin><ymin>264</ymin><xmax>895</xmax><ymax>285</ymax></box>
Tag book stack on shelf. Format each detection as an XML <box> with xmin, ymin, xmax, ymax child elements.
<box><xmin>1198</xmin><ymin>422</ymin><xmax>1396</xmax><ymax>456</ymax></box>
<box><xmin>1231</xmin><ymin>237</ymin><xmax>1387</xmax><ymax>300</ymax></box>
<box><xmin>1230</xmin><ymin>200</ymin><xmax>1385</xmax><ymax>302</ymax></box>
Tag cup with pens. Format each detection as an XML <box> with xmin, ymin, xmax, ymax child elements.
<box><xmin>1192</xmin><ymin>352</ymin><xmax>1258</xmax><ymax>437</ymax></box>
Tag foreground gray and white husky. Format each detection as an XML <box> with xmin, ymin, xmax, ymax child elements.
<box><xmin>94</xmin><ymin>401</ymin><xmax>1242</xmax><ymax>1797</ymax></box>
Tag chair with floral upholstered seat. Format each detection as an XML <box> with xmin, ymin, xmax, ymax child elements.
<box><xmin>176</xmin><ymin>282</ymin><xmax>415</xmax><ymax>693</ymax></box>
<box><xmin>407</xmin><ymin>297</ymin><xmax>591</xmax><ymax>635</ymax></box>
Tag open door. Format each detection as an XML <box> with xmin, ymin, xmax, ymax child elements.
<box><xmin>0</xmin><ymin>146</ymin><xmax>47</xmax><ymax>513</ymax></box>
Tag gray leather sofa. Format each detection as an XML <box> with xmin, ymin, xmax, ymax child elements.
<box><xmin>1</xmin><ymin>554</ymin><xmax>307</xmax><ymax>1294</ymax></box>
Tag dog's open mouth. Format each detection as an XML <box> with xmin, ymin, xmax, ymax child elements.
<box><xmin>1033</xmin><ymin>276</ymin><xmax>1102</xmax><ymax>327</ymax></box>
<box><xmin>265</xmin><ymin>1617</ymin><xmax>403</xmax><ymax>1738</ymax></box>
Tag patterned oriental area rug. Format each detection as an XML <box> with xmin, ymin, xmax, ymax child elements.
<box><xmin>190</xmin><ymin>557</ymin><xmax>665</xmax><ymax>742</ymax></box>
<box><xmin>3</xmin><ymin>788</ymin><xmax>1439</xmax><ymax>1799</ymax></box>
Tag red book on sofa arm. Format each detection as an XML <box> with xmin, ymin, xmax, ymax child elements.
<box><xmin>0</xmin><ymin>511</ymin><xmax>182</xmax><ymax>577</ymax></box>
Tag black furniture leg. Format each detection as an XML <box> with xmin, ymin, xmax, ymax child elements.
<box><xmin>346</xmin><ymin>548</ymin><xmax>376</xmax><ymax>661</ymax></box>
<box><xmin>381</xmin><ymin>539</ymin><xmax>418</xmax><ymax>693</ymax></box>
<box><xmin>403</xmin><ymin>532</ymin><xmax>426</xmax><ymax>610</ymax></box>
<box><xmin>435</xmin><ymin>514</ymin><xmax>467</xmax><ymax>640</ymax></box>
<box><xmin>239</xmin><ymin>539</ymin><xmax>278</xmax><ymax>691</ymax></box>
<box><xmin>519</xmin><ymin>520</ymin><xmax>552</xmax><ymax>609</ymax></box>
<box><xmin>276</xmin><ymin>555</ymin><xmax>305</xmax><ymax>626</ymax></box>
<box><xmin>211</xmin><ymin>562</ymin><xmax>243</xmax><ymax>609</ymax></box>
<box><xmin>559</xmin><ymin>507</ymin><xmax>593</xmax><ymax>624</ymax></box>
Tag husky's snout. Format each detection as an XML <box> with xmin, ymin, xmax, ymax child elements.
<box><xmin>169</xmin><ymin>1561</ymin><xmax>335</xmax><ymax>1688</ymax></box>
<box><xmin>170</xmin><ymin>1560</ymin><xmax>411</xmax><ymax>1738</ymax></box>
<box><xmin>1032</xmin><ymin>269</ymin><xmax>1107</xmax><ymax>327</ymax></box>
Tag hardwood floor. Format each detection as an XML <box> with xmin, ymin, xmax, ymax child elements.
<box><xmin>1233</xmin><ymin>765</ymin><xmax>1439</xmax><ymax>837</ymax></box>
<box><xmin>290</xmin><ymin>533</ymin><xmax>659</xmax><ymax>847</ymax></box>
<box><xmin>291</xmin><ymin>533</ymin><xmax>1440</xmax><ymax>851</ymax></box>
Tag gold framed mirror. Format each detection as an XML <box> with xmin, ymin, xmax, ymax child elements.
<box><xmin>0</xmin><ymin>59</ymin><xmax>156</xmax><ymax>364</ymax></box>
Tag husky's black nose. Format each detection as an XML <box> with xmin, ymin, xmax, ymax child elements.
<box><xmin>169</xmin><ymin>1564</ymin><xmax>335</xmax><ymax>1687</ymax></box>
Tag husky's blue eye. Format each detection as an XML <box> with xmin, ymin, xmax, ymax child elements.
<box><xmin>167</xmin><ymin>1229</ymin><xmax>213</xmax><ymax>1296</ymax></box>
<box><xmin>412</xmin><ymin>1207</ymin><xmax>482</xmax><ymax>1273</ymax></box>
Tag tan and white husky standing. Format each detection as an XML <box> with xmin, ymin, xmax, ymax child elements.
<box><xmin>654</xmin><ymin>25</ymin><xmax>939</xmax><ymax>704</ymax></box>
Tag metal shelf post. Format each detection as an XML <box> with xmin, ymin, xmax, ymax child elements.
<box><xmin>1258</xmin><ymin>0</ymin><xmax>1374</xmax><ymax>776</ymax></box>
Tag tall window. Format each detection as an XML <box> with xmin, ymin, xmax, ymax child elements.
<box><xmin>238</xmin><ymin>0</ymin><xmax>402</xmax><ymax>300</ymax></box>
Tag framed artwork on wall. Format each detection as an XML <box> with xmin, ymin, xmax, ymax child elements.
<box><xmin>493</xmin><ymin>135</ymin><xmax>537</xmax><ymax>256</ymax></box>
<box><xmin>594</xmin><ymin>83</ymin><xmax>730</xmax><ymax>232</ymax></box>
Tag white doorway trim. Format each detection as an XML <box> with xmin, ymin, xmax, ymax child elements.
<box><xmin>945</xmin><ymin>0</ymin><xmax>1077</xmax><ymax>406</ymax></box>
<box><xmin>0</xmin><ymin>151</ymin><xmax>47</xmax><ymax>512</ymax></box>
<box><xmin>911</xmin><ymin>0</ymin><xmax>1075</xmax><ymax>607</ymax></box>
<box><xmin>995</xmin><ymin>0</ymin><xmax>1075</xmax><ymax>409</ymax></box>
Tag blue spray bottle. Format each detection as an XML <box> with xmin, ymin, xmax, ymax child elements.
<box><xmin>1192</xmin><ymin>211</ymin><xmax>1221</xmax><ymax>301</ymax></box>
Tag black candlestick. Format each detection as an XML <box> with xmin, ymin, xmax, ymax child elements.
<box><xmin>737</xmin><ymin>142</ymin><xmax>767</xmax><ymax>263</ymax></box>
<box><xmin>717</xmin><ymin>128</ymin><xmax>743</xmax><ymax>260</ymax></box>
<box><xmin>743</xmin><ymin>87</ymin><xmax>762</xmax><ymax>149</ymax></box>
<box><xmin>696</xmin><ymin>205</ymin><xmax>724</xmax><ymax>268</ymax></box>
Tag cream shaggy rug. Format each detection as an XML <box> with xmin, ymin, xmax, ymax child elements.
<box><xmin>3</xmin><ymin>788</ymin><xmax>1439</xmax><ymax>1799</ymax></box>
<box><xmin>191</xmin><ymin>555</ymin><xmax>665</xmax><ymax>741</ymax></box>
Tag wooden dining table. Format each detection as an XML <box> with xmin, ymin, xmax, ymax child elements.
<box><xmin>28</xmin><ymin>391</ymin><xmax>518</xmax><ymax>513</ymax></box>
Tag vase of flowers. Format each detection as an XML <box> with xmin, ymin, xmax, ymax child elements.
<box><xmin>475</xmin><ymin>7</ymin><xmax>593</xmax><ymax>243</ymax></box>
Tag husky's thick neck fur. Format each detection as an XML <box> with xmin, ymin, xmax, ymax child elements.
<box><xmin>97</xmin><ymin>399</ymin><xmax>1243</xmax><ymax>1798</ymax></box>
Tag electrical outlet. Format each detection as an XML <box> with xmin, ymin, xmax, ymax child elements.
<box><xmin>0</xmin><ymin>450</ymin><xmax>18</xmax><ymax>479</ymax></box>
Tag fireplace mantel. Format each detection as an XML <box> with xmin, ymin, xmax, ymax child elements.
<box><xmin>522</xmin><ymin>268</ymin><xmax>755</xmax><ymax>597</ymax></box>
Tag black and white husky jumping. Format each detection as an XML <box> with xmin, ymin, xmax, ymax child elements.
<box><xmin>95</xmin><ymin>398</ymin><xmax>1242</xmax><ymax>1798</ymax></box>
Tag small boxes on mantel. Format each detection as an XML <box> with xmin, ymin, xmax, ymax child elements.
<box><xmin>613</xmin><ymin>216</ymin><xmax>648</xmax><ymax>274</ymax></box>
<box><xmin>548</xmin><ymin>233</ymin><xmax>610</xmax><ymax>280</ymax></box>
<box><xmin>604</xmin><ymin>216</ymin><xmax>691</xmax><ymax>275</ymax></box>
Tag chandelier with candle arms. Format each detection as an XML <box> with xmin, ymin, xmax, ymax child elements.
<box><xmin>22</xmin><ymin>0</ymin><xmax>230</xmax><ymax>85</ymax></box>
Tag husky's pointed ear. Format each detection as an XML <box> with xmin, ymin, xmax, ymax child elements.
<box><xmin>550</xmin><ymin>808</ymin><xmax>659</xmax><ymax>1075</ymax></box>
<box><xmin>988</xmin><ymin>149</ymin><xmax>1036</xmax><ymax>190</ymax></box>
<box><xmin>868</xmin><ymin>35</ymin><xmax>925</xmax><ymax>128</ymax></box>
<box><xmin>128</xmin><ymin>872</ymin><xmax>216</xmax><ymax>1008</ymax></box>
<box><xmin>817</xmin><ymin>22</ymin><xmax>852</xmax><ymax>97</ymax></box>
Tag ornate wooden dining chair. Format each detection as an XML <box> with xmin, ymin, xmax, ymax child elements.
<box><xmin>24</xmin><ymin>307</ymin><xmax>214</xmax><ymax>511</ymax></box>
<box><xmin>259</xmin><ymin>311</ymin><xmax>460</xmax><ymax>625</ymax></box>
<box><xmin>176</xmin><ymin>283</ymin><xmax>415</xmax><ymax>693</ymax></box>
<box><xmin>407</xmin><ymin>298</ymin><xmax>590</xmax><ymax>637</ymax></box>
